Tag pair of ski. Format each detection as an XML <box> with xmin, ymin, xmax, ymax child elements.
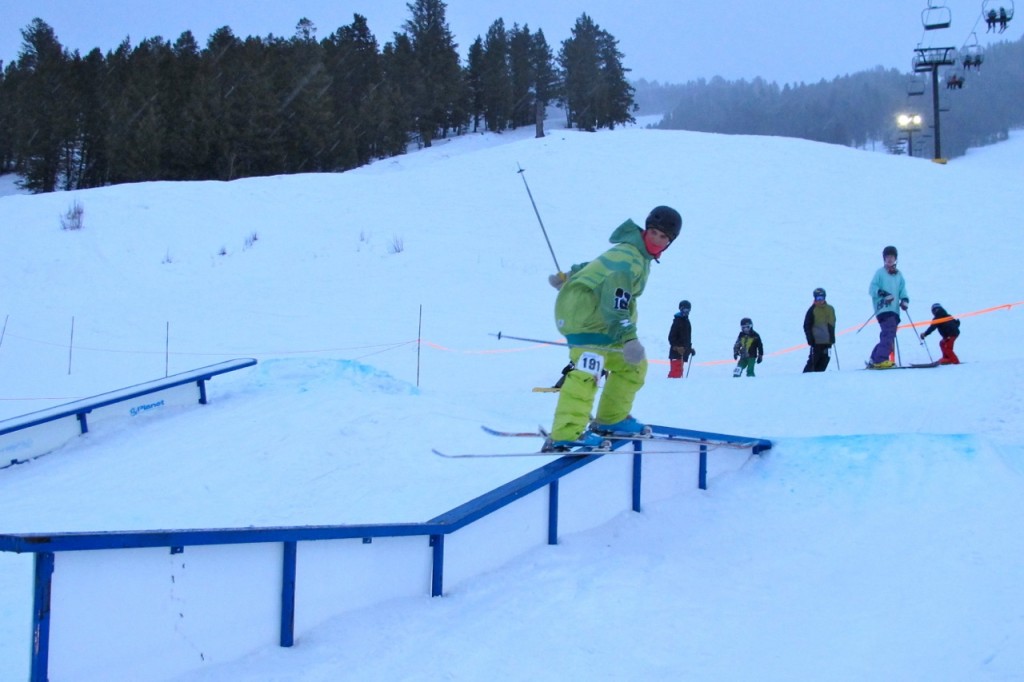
<box><xmin>433</xmin><ymin>425</ymin><xmax>701</xmax><ymax>459</ymax></box>
<box><xmin>864</xmin><ymin>360</ymin><xmax>941</xmax><ymax>370</ymax></box>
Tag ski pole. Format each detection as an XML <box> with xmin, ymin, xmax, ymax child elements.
<box><xmin>493</xmin><ymin>331</ymin><xmax>566</xmax><ymax>347</ymax></box>
<box><xmin>492</xmin><ymin>332</ymin><xmax>624</xmax><ymax>354</ymax></box>
<box><xmin>833</xmin><ymin>343</ymin><xmax>840</xmax><ymax>371</ymax></box>
<box><xmin>516</xmin><ymin>163</ymin><xmax>562</xmax><ymax>275</ymax></box>
<box><xmin>903</xmin><ymin>308</ymin><xmax>934</xmax><ymax>363</ymax></box>
<box><xmin>855</xmin><ymin>310</ymin><xmax>877</xmax><ymax>333</ymax></box>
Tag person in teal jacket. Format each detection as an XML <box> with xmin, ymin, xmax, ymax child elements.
<box><xmin>867</xmin><ymin>245</ymin><xmax>909</xmax><ymax>368</ymax></box>
<box><xmin>544</xmin><ymin>206</ymin><xmax>682</xmax><ymax>451</ymax></box>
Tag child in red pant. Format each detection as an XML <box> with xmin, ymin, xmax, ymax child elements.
<box><xmin>667</xmin><ymin>300</ymin><xmax>695</xmax><ymax>378</ymax></box>
<box><xmin>920</xmin><ymin>303</ymin><xmax>961</xmax><ymax>364</ymax></box>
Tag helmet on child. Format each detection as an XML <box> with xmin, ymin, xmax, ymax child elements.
<box><xmin>740</xmin><ymin>317</ymin><xmax>752</xmax><ymax>327</ymax></box>
<box><xmin>882</xmin><ymin>245</ymin><xmax>898</xmax><ymax>259</ymax></box>
<box><xmin>645</xmin><ymin>206</ymin><xmax>682</xmax><ymax>242</ymax></box>
<box><xmin>679</xmin><ymin>300</ymin><xmax>691</xmax><ymax>313</ymax></box>
<box><xmin>813</xmin><ymin>287</ymin><xmax>826</xmax><ymax>299</ymax></box>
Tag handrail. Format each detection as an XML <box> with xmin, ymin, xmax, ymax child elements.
<box><xmin>0</xmin><ymin>426</ymin><xmax>770</xmax><ymax>681</ymax></box>
<box><xmin>0</xmin><ymin>359</ymin><xmax>257</xmax><ymax>437</ymax></box>
<box><xmin>0</xmin><ymin>359</ymin><xmax>257</xmax><ymax>469</ymax></box>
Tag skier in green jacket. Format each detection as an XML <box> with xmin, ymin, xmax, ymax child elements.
<box><xmin>543</xmin><ymin>206</ymin><xmax>682</xmax><ymax>452</ymax></box>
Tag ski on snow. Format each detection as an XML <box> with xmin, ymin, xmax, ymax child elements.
<box><xmin>431</xmin><ymin>425</ymin><xmax>758</xmax><ymax>458</ymax></box>
<box><xmin>864</xmin><ymin>360</ymin><xmax>941</xmax><ymax>370</ymax></box>
<box><xmin>481</xmin><ymin>425</ymin><xmax>758</xmax><ymax>447</ymax></box>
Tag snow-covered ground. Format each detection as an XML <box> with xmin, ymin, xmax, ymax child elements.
<box><xmin>0</xmin><ymin>120</ymin><xmax>1022</xmax><ymax>681</ymax></box>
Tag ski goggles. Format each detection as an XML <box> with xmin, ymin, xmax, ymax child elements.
<box><xmin>814</xmin><ymin>295</ymin><xmax>826</xmax><ymax>302</ymax></box>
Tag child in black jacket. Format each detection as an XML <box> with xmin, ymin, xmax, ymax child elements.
<box><xmin>920</xmin><ymin>303</ymin><xmax>960</xmax><ymax>364</ymax></box>
<box><xmin>732</xmin><ymin>318</ymin><xmax>764</xmax><ymax>377</ymax></box>
<box><xmin>667</xmin><ymin>300</ymin><xmax>695</xmax><ymax>378</ymax></box>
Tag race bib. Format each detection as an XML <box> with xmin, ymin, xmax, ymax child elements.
<box><xmin>576</xmin><ymin>352</ymin><xmax>605</xmax><ymax>379</ymax></box>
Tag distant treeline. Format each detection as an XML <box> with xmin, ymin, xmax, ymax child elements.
<box><xmin>0</xmin><ymin>1</ymin><xmax>636</xmax><ymax>193</ymax></box>
<box><xmin>635</xmin><ymin>36</ymin><xmax>1024</xmax><ymax>158</ymax></box>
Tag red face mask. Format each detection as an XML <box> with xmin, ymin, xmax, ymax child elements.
<box><xmin>643</xmin><ymin>230</ymin><xmax>670</xmax><ymax>258</ymax></box>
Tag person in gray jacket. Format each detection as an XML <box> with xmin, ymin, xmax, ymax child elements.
<box><xmin>803</xmin><ymin>287</ymin><xmax>836</xmax><ymax>372</ymax></box>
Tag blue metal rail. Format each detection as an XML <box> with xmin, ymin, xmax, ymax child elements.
<box><xmin>0</xmin><ymin>424</ymin><xmax>770</xmax><ymax>681</ymax></box>
<box><xmin>0</xmin><ymin>359</ymin><xmax>257</xmax><ymax>469</ymax></box>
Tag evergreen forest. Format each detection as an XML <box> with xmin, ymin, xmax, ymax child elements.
<box><xmin>0</xmin><ymin>2</ymin><xmax>634</xmax><ymax>193</ymax></box>
<box><xmin>637</xmin><ymin>35</ymin><xmax>1023</xmax><ymax>159</ymax></box>
<box><xmin>1</xmin><ymin>0</ymin><xmax>1021</xmax><ymax>194</ymax></box>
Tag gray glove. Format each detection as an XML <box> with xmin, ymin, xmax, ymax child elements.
<box><xmin>548</xmin><ymin>272</ymin><xmax>566</xmax><ymax>290</ymax></box>
<box><xmin>623</xmin><ymin>339</ymin><xmax>646</xmax><ymax>364</ymax></box>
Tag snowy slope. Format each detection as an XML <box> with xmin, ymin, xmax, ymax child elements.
<box><xmin>0</xmin><ymin>123</ymin><xmax>1022</xmax><ymax>681</ymax></box>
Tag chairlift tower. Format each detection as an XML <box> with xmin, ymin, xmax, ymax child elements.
<box><xmin>912</xmin><ymin>47</ymin><xmax>957</xmax><ymax>162</ymax></box>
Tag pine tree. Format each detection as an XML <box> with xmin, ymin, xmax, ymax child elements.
<box><xmin>72</xmin><ymin>47</ymin><xmax>110</xmax><ymax>187</ymax></box>
<box><xmin>558</xmin><ymin>14</ymin><xmax>634</xmax><ymax>132</ymax></box>
<box><xmin>508</xmin><ymin>24</ymin><xmax>535</xmax><ymax>129</ymax></box>
<box><xmin>323</xmin><ymin>14</ymin><xmax>384</xmax><ymax>169</ymax></box>
<box><xmin>464</xmin><ymin>37</ymin><xmax>485</xmax><ymax>133</ymax></box>
<box><xmin>276</xmin><ymin>19</ymin><xmax>333</xmax><ymax>174</ymax></box>
<box><xmin>530</xmin><ymin>29</ymin><xmax>559</xmax><ymax>138</ymax></box>
<box><xmin>12</xmin><ymin>19</ymin><xmax>77</xmax><ymax>192</ymax></box>
<box><xmin>402</xmin><ymin>0</ymin><xmax>466</xmax><ymax>146</ymax></box>
<box><xmin>164</xmin><ymin>31</ymin><xmax>204</xmax><ymax>181</ymax></box>
<box><xmin>374</xmin><ymin>36</ymin><xmax>416</xmax><ymax>158</ymax></box>
<box><xmin>480</xmin><ymin>19</ymin><xmax>512</xmax><ymax>132</ymax></box>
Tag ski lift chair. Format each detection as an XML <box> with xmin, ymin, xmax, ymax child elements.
<box><xmin>982</xmin><ymin>0</ymin><xmax>1014</xmax><ymax>32</ymax></box>
<box><xmin>961</xmin><ymin>34</ymin><xmax>984</xmax><ymax>70</ymax></box>
<box><xmin>922</xmin><ymin>1</ymin><xmax>953</xmax><ymax>29</ymax></box>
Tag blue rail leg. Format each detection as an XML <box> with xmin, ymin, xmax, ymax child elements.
<box><xmin>31</xmin><ymin>552</ymin><xmax>54</xmax><ymax>682</ymax></box>
<box><xmin>279</xmin><ymin>542</ymin><xmax>297</xmax><ymax>647</ymax></box>
<box><xmin>547</xmin><ymin>480</ymin><xmax>559</xmax><ymax>545</ymax></box>
<box><xmin>699</xmin><ymin>444</ymin><xmax>708</xmax><ymax>490</ymax></box>
<box><xmin>430</xmin><ymin>535</ymin><xmax>444</xmax><ymax>597</ymax></box>
<box><xmin>631</xmin><ymin>447</ymin><xmax>642</xmax><ymax>512</ymax></box>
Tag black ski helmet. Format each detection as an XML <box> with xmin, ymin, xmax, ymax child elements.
<box><xmin>741</xmin><ymin>317</ymin><xmax>752</xmax><ymax>327</ymax></box>
<box><xmin>883</xmin><ymin>245</ymin><xmax>898</xmax><ymax>259</ymax></box>
<box><xmin>645</xmin><ymin>205</ymin><xmax>682</xmax><ymax>242</ymax></box>
<box><xmin>813</xmin><ymin>287</ymin><xmax>826</xmax><ymax>299</ymax></box>
<box><xmin>679</xmin><ymin>300</ymin><xmax>691</xmax><ymax>313</ymax></box>
<box><xmin>931</xmin><ymin>303</ymin><xmax>943</xmax><ymax>313</ymax></box>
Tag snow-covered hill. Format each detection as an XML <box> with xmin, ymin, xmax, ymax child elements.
<box><xmin>0</xmin><ymin>123</ymin><xmax>1022</xmax><ymax>681</ymax></box>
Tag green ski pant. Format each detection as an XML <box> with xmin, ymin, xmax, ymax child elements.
<box><xmin>549</xmin><ymin>346</ymin><xmax>647</xmax><ymax>441</ymax></box>
<box><xmin>735</xmin><ymin>357</ymin><xmax>756</xmax><ymax>377</ymax></box>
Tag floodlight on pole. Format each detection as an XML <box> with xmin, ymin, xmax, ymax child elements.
<box><xmin>897</xmin><ymin>113</ymin><xmax>923</xmax><ymax>157</ymax></box>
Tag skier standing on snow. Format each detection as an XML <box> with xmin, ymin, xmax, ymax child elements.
<box><xmin>920</xmin><ymin>303</ymin><xmax>961</xmax><ymax>364</ymax></box>
<box><xmin>867</xmin><ymin>245</ymin><xmax>909</xmax><ymax>369</ymax></box>
<box><xmin>732</xmin><ymin>318</ymin><xmax>764</xmax><ymax>377</ymax></box>
<box><xmin>667</xmin><ymin>299</ymin><xmax>695</xmax><ymax>378</ymax></box>
<box><xmin>802</xmin><ymin>287</ymin><xmax>836</xmax><ymax>372</ymax></box>
<box><xmin>543</xmin><ymin>206</ymin><xmax>682</xmax><ymax>452</ymax></box>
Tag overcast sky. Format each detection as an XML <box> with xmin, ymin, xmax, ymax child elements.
<box><xmin>1</xmin><ymin>0</ymin><xmax>1019</xmax><ymax>85</ymax></box>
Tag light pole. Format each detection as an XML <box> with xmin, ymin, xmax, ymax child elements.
<box><xmin>897</xmin><ymin>113</ymin><xmax>923</xmax><ymax>157</ymax></box>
